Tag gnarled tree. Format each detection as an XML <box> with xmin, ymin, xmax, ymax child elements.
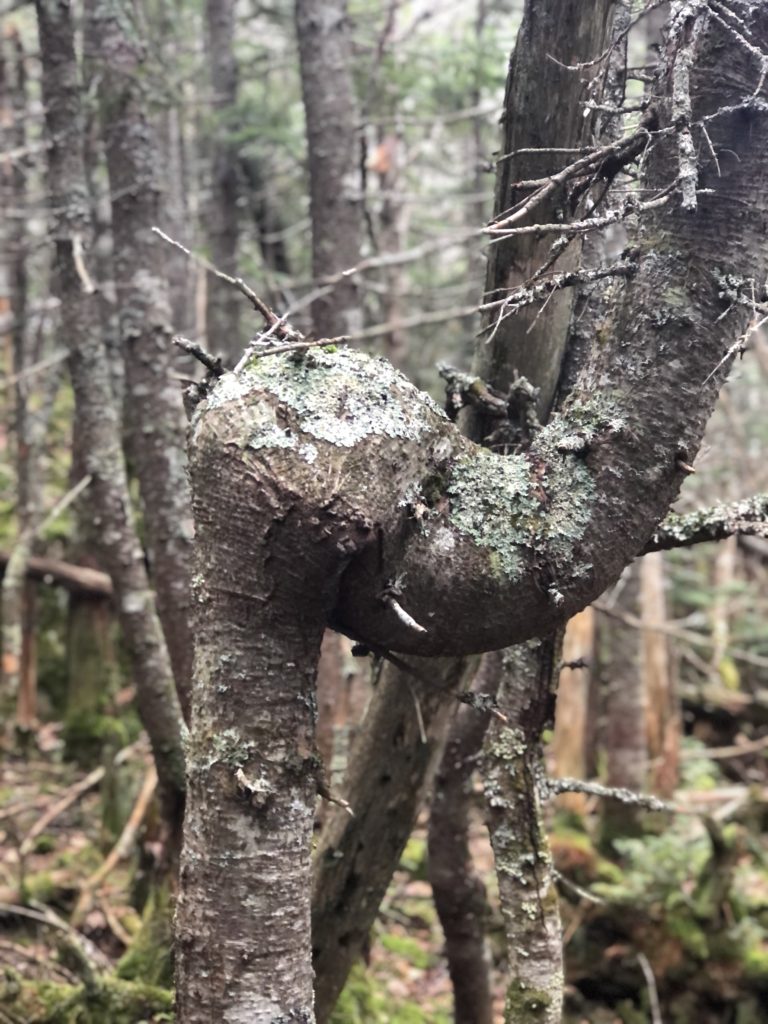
<box><xmin>175</xmin><ymin>5</ymin><xmax>768</xmax><ymax>1021</ymax></box>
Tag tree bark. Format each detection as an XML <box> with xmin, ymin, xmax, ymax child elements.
<box><xmin>203</xmin><ymin>0</ymin><xmax>241</xmax><ymax>357</ymax></box>
<box><xmin>35</xmin><ymin>0</ymin><xmax>184</xmax><ymax>832</ymax></box>
<box><xmin>550</xmin><ymin>608</ymin><xmax>595</xmax><ymax>813</ymax></box>
<box><xmin>641</xmin><ymin>550</ymin><xmax>678</xmax><ymax>796</ymax></box>
<box><xmin>85</xmin><ymin>0</ymin><xmax>195</xmax><ymax>720</ymax></box>
<box><xmin>463</xmin><ymin>0</ymin><xmax>615</xmax><ymax>430</ymax></box>
<box><xmin>311</xmin><ymin>655</ymin><xmax>472</xmax><ymax>1022</ymax></box>
<box><xmin>484</xmin><ymin>638</ymin><xmax>563</xmax><ymax>1023</ymax></box>
<box><xmin>177</xmin><ymin>7</ymin><xmax>768</xmax><ymax>1018</ymax></box>
<box><xmin>295</xmin><ymin>0</ymin><xmax>363</xmax><ymax>339</ymax></box>
<box><xmin>176</xmin><ymin>402</ymin><xmax>353</xmax><ymax>1022</ymax></box>
<box><xmin>431</xmin><ymin>7</ymin><xmax>618</xmax><ymax>1017</ymax></box>
<box><xmin>428</xmin><ymin>653</ymin><xmax>500</xmax><ymax>1024</ymax></box>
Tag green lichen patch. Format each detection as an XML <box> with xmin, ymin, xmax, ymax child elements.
<box><xmin>504</xmin><ymin>979</ymin><xmax>555</xmax><ymax>1022</ymax></box>
<box><xmin>207</xmin><ymin>347</ymin><xmax>445</xmax><ymax>449</ymax></box>
<box><xmin>445</xmin><ymin>450</ymin><xmax>534</xmax><ymax>580</ymax></box>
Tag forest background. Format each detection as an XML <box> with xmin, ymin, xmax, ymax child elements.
<box><xmin>1</xmin><ymin>0</ymin><xmax>768</xmax><ymax>1022</ymax></box>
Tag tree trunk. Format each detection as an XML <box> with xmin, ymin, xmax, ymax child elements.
<box><xmin>641</xmin><ymin>550</ymin><xmax>678</xmax><ymax>796</ymax></box>
<box><xmin>312</xmin><ymin>656</ymin><xmax>472</xmax><ymax>1022</ymax></box>
<box><xmin>428</xmin><ymin>653</ymin><xmax>500</xmax><ymax>1024</ymax></box>
<box><xmin>295</xmin><ymin>0</ymin><xmax>363</xmax><ymax>339</ymax></box>
<box><xmin>484</xmin><ymin>638</ymin><xmax>563</xmax><ymax>1024</ymax></box>
<box><xmin>600</xmin><ymin>564</ymin><xmax>647</xmax><ymax>843</ymax></box>
<box><xmin>85</xmin><ymin>0</ymin><xmax>195</xmax><ymax>720</ymax></box>
<box><xmin>203</xmin><ymin>0</ymin><xmax>241</xmax><ymax>357</ymax></box>
<box><xmin>463</xmin><ymin>0</ymin><xmax>616</xmax><ymax>432</ymax></box>
<box><xmin>550</xmin><ymin>607</ymin><xmax>595</xmax><ymax>813</ymax></box>
<box><xmin>35</xmin><ymin>0</ymin><xmax>184</xmax><ymax>834</ymax></box>
<box><xmin>176</xmin><ymin>403</ymin><xmax>349</xmax><ymax>1022</ymax></box>
<box><xmin>176</xmin><ymin>6</ymin><xmax>768</xmax><ymax>1017</ymax></box>
<box><xmin>0</xmin><ymin>23</ymin><xmax>33</xmax><ymax>719</ymax></box>
<box><xmin>432</xmin><ymin>4</ymin><xmax>616</xmax><ymax>1012</ymax></box>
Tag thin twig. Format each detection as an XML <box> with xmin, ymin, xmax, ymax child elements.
<box><xmin>71</xmin><ymin>764</ymin><xmax>158</xmax><ymax>926</ymax></box>
<box><xmin>71</xmin><ymin>233</ymin><xmax>96</xmax><ymax>294</ymax></box>
<box><xmin>554</xmin><ymin>869</ymin><xmax>607</xmax><ymax>906</ymax></box>
<box><xmin>406</xmin><ymin>680</ymin><xmax>428</xmax><ymax>744</ymax></box>
<box><xmin>0</xmin><ymin>348</ymin><xmax>67</xmax><ymax>391</ymax></box>
<box><xmin>545</xmin><ymin>0</ymin><xmax>668</xmax><ymax>73</ymax></box>
<box><xmin>245</xmin><ymin>336</ymin><xmax>348</xmax><ymax>360</ymax></box>
<box><xmin>152</xmin><ymin>226</ymin><xmax>278</xmax><ymax>327</ymax></box>
<box><xmin>37</xmin><ymin>474</ymin><xmax>92</xmax><ymax>534</ymax></box>
<box><xmin>637</xmin><ymin>951</ymin><xmax>664</xmax><ymax>1024</ymax></box>
<box><xmin>546</xmin><ymin>777</ymin><xmax>678</xmax><ymax>813</ymax></box>
<box><xmin>19</xmin><ymin>741</ymin><xmax>142</xmax><ymax>856</ymax></box>
<box><xmin>172</xmin><ymin>335</ymin><xmax>224</xmax><ymax>376</ymax></box>
<box><xmin>383</xmin><ymin>594</ymin><xmax>428</xmax><ymax>635</ymax></box>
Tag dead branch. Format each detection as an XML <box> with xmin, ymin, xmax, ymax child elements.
<box><xmin>18</xmin><ymin>741</ymin><xmax>143</xmax><ymax>856</ymax></box>
<box><xmin>644</xmin><ymin>494</ymin><xmax>768</xmax><ymax>551</ymax></box>
<box><xmin>152</xmin><ymin>226</ymin><xmax>280</xmax><ymax>329</ymax></box>
<box><xmin>71</xmin><ymin>763</ymin><xmax>158</xmax><ymax>926</ymax></box>
<box><xmin>0</xmin><ymin>553</ymin><xmax>113</xmax><ymax>596</ymax></box>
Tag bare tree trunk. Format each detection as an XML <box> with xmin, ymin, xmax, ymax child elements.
<box><xmin>312</xmin><ymin>656</ymin><xmax>472</xmax><ymax>1022</ymax></box>
<box><xmin>428</xmin><ymin>653</ymin><xmax>500</xmax><ymax>1024</ymax></box>
<box><xmin>463</xmin><ymin>0</ymin><xmax>617</xmax><ymax>433</ymax></box>
<box><xmin>203</xmin><ymin>0</ymin><xmax>241</xmax><ymax>356</ymax></box>
<box><xmin>176</xmin><ymin>401</ymin><xmax>355</xmax><ymax>1022</ymax></box>
<box><xmin>550</xmin><ymin>607</ymin><xmax>595</xmax><ymax>813</ymax></box>
<box><xmin>0</xmin><ymin>23</ymin><xmax>33</xmax><ymax>719</ymax></box>
<box><xmin>601</xmin><ymin>565</ymin><xmax>647</xmax><ymax>842</ymax></box>
<box><xmin>641</xmin><ymin>550</ymin><xmax>678</xmax><ymax>796</ymax></box>
<box><xmin>295</xmin><ymin>0</ymin><xmax>363</xmax><ymax>339</ymax></box>
<box><xmin>484</xmin><ymin>638</ymin><xmax>563</xmax><ymax>1024</ymax></box>
<box><xmin>431</xmin><ymin>6</ymin><xmax>616</xmax><ymax>1017</ymax></box>
<box><xmin>85</xmin><ymin>0</ymin><xmax>194</xmax><ymax>720</ymax></box>
<box><xmin>294</xmin><ymin>0</ymin><xmax>369</xmax><ymax>936</ymax></box>
<box><xmin>35</xmin><ymin>0</ymin><xmax>184</xmax><ymax>834</ymax></box>
<box><xmin>240</xmin><ymin>152</ymin><xmax>293</xmax><ymax>307</ymax></box>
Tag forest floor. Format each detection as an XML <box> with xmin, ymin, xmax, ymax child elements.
<box><xmin>2</xmin><ymin>727</ymin><xmax>768</xmax><ymax>1023</ymax></box>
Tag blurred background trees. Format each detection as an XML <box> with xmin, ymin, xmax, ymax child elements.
<box><xmin>1</xmin><ymin>0</ymin><xmax>768</xmax><ymax>1021</ymax></box>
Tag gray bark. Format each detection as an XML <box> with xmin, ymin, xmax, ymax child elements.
<box><xmin>463</xmin><ymin>0</ymin><xmax>615</xmax><ymax>430</ymax></box>
<box><xmin>295</xmin><ymin>0</ymin><xmax>363</xmax><ymax>339</ymax></box>
<box><xmin>176</xmin><ymin>412</ymin><xmax>342</xmax><ymax>1022</ymax></box>
<box><xmin>600</xmin><ymin>565</ymin><xmax>647</xmax><ymax>843</ymax></box>
<box><xmin>203</xmin><ymin>0</ymin><xmax>242</xmax><ymax>356</ymax></box>
<box><xmin>0</xmin><ymin>25</ymin><xmax>34</xmax><ymax>714</ymax></box>
<box><xmin>484</xmin><ymin>639</ymin><xmax>563</xmax><ymax>1023</ymax></box>
<box><xmin>85</xmin><ymin>0</ymin><xmax>195</xmax><ymax>720</ymax></box>
<box><xmin>312</xmin><ymin>656</ymin><xmax>472</xmax><ymax>1022</ymax></box>
<box><xmin>428</xmin><ymin>653</ymin><xmax>500</xmax><ymax>1024</ymax></box>
<box><xmin>35</xmin><ymin>0</ymin><xmax>184</xmax><ymax>830</ymax></box>
<box><xmin>177</xmin><ymin>7</ymin><xmax>768</xmax><ymax>1019</ymax></box>
<box><xmin>431</xmin><ymin>6</ymin><xmax>618</xmax><ymax>1017</ymax></box>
